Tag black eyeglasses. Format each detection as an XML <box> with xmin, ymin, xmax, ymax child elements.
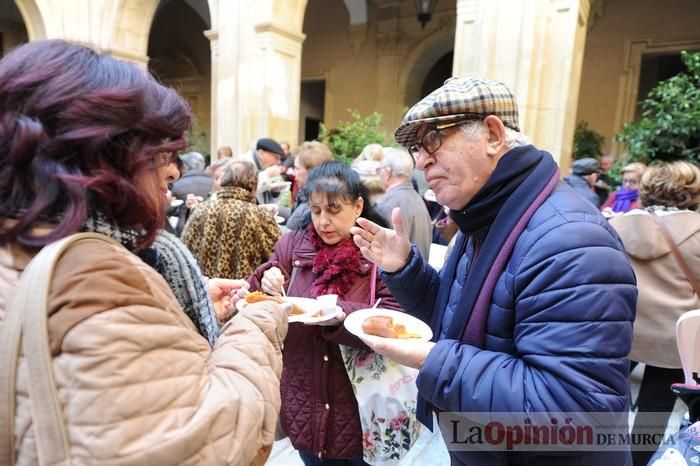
<box><xmin>408</xmin><ymin>116</ymin><xmax>483</xmax><ymax>161</ymax></box>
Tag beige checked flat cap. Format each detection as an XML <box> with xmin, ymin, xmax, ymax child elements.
<box><xmin>394</xmin><ymin>77</ymin><xmax>520</xmax><ymax>146</ymax></box>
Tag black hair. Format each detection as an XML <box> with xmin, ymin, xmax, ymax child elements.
<box><xmin>298</xmin><ymin>161</ymin><xmax>388</xmax><ymax>230</ymax></box>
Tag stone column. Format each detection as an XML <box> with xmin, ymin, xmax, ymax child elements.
<box><xmin>251</xmin><ymin>20</ymin><xmax>306</xmax><ymax>147</ymax></box>
<box><xmin>204</xmin><ymin>29</ymin><xmax>222</xmax><ymax>158</ymax></box>
<box><xmin>454</xmin><ymin>0</ymin><xmax>591</xmax><ymax>169</ymax></box>
<box><xmin>206</xmin><ymin>0</ymin><xmax>245</xmax><ymax>156</ymax></box>
<box><xmin>374</xmin><ymin>2</ymin><xmax>404</xmax><ymax>132</ymax></box>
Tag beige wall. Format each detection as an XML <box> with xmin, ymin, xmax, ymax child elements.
<box><xmin>301</xmin><ymin>0</ymin><xmax>379</xmax><ymax>133</ymax></box>
<box><xmin>301</xmin><ymin>0</ymin><xmax>456</xmax><ymax>144</ymax></box>
<box><xmin>148</xmin><ymin>0</ymin><xmax>211</xmax><ymax>154</ymax></box>
<box><xmin>576</xmin><ymin>0</ymin><xmax>700</xmax><ymax>157</ymax></box>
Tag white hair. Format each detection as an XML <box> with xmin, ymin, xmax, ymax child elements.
<box><xmin>180</xmin><ymin>151</ymin><xmax>206</xmax><ymax>171</ymax></box>
<box><xmin>381</xmin><ymin>147</ymin><xmax>414</xmax><ymax>179</ymax></box>
<box><xmin>457</xmin><ymin>120</ymin><xmax>531</xmax><ymax>150</ymax></box>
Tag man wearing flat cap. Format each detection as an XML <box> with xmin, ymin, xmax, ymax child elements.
<box><xmin>564</xmin><ymin>157</ymin><xmax>603</xmax><ymax>207</ymax></box>
<box><xmin>241</xmin><ymin>137</ymin><xmax>285</xmax><ymax>204</ymax></box>
<box><xmin>352</xmin><ymin>77</ymin><xmax>636</xmax><ymax>465</ymax></box>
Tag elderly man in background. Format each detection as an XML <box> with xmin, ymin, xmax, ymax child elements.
<box><xmin>169</xmin><ymin>151</ymin><xmax>214</xmax><ymax>235</ymax></box>
<box><xmin>351</xmin><ymin>77</ymin><xmax>637</xmax><ymax>466</ymax></box>
<box><xmin>171</xmin><ymin>151</ymin><xmax>214</xmax><ymax>202</ymax></box>
<box><xmin>374</xmin><ymin>147</ymin><xmax>432</xmax><ymax>260</ymax></box>
<box><xmin>563</xmin><ymin>157</ymin><xmax>602</xmax><ymax>207</ymax></box>
<box><xmin>594</xmin><ymin>154</ymin><xmax>615</xmax><ymax>204</ymax></box>
<box><xmin>241</xmin><ymin>137</ymin><xmax>286</xmax><ymax>205</ymax></box>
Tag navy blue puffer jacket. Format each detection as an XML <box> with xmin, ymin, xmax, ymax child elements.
<box><xmin>381</xmin><ymin>182</ymin><xmax>637</xmax><ymax>466</ymax></box>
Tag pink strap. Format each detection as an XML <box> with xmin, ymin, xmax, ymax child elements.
<box><xmin>370</xmin><ymin>264</ymin><xmax>377</xmax><ymax>307</ymax></box>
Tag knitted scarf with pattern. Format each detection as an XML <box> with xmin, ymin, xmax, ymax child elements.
<box><xmin>308</xmin><ymin>223</ymin><xmax>363</xmax><ymax>299</ymax></box>
<box><xmin>82</xmin><ymin>214</ymin><xmax>220</xmax><ymax>347</ymax></box>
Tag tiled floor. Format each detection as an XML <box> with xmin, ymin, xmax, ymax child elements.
<box><xmin>266</xmin><ymin>363</ymin><xmax>688</xmax><ymax>465</ymax></box>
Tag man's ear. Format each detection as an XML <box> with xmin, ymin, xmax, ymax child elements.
<box><xmin>483</xmin><ymin>115</ymin><xmax>507</xmax><ymax>156</ymax></box>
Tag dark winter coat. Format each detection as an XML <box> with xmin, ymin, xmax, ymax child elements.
<box><xmin>248</xmin><ymin>229</ymin><xmax>403</xmax><ymax>460</ymax></box>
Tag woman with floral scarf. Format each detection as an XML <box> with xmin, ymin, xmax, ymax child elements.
<box><xmin>248</xmin><ymin>161</ymin><xmax>404</xmax><ymax>465</ymax></box>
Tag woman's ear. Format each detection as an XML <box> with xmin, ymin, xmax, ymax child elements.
<box><xmin>354</xmin><ymin>196</ymin><xmax>364</xmax><ymax>218</ymax></box>
<box><xmin>483</xmin><ymin>115</ymin><xmax>507</xmax><ymax>156</ymax></box>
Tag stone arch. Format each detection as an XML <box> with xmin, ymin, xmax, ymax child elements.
<box><xmin>14</xmin><ymin>0</ymin><xmax>46</xmax><ymax>40</ymax></box>
<box><xmin>398</xmin><ymin>28</ymin><xmax>455</xmax><ymax>108</ymax></box>
<box><xmin>109</xmin><ymin>0</ymin><xmax>213</xmax><ymax>65</ymax></box>
<box><xmin>109</xmin><ymin>0</ymin><xmax>161</xmax><ymax>64</ymax></box>
<box><xmin>271</xmin><ymin>0</ymin><xmax>308</xmax><ymax>32</ymax></box>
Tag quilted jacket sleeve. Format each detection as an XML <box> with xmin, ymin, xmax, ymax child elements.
<box><xmin>416</xmin><ymin>220</ymin><xmax>637</xmax><ymax>415</ymax></box>
<box><xmin>46</xmin><ymin>241</ymin><xmax>287</xmax><ymax>466</ymax></box>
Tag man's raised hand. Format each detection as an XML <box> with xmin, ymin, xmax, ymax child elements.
<box><xmin>351</xmin><ymin>207</ymin><xmax>412</xmax><ymax>273</ymax></box>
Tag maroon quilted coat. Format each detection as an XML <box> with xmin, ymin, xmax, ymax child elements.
<box><xmin>248</xmin><ymin>229</ymin><xmax>402</xmax><ymax>460</ymax></box>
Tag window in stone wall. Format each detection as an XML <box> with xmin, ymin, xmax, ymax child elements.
<box><xmin>300</xmin><ymin>80</ymin><xmax>325</xmax><ymax>142</ymax></box>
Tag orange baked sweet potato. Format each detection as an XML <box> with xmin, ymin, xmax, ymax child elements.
<box><xmin>361</xmin><ymin>315</ymin><xmax>421</xmax><ymax>339</ymax></box>
<box><xmin>245</xmin><ymin>291</ymin><xmax>305</xmax><ymax>315</ymax></box>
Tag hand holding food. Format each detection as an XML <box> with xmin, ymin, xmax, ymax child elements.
<box><xmin>245</xmin><ymin>291</ymin><xmax>305</xmax><ymax>316</ymax></box>
<box><xmin>185</xmin><ymin>193</ymin><xmax>203</xmax><ymax>210</ymax></box>
<box><xmin>208</xmin><ymin>278</ymin><xmax>249</xmax><ymax>322</ymax></box>
<box><xmin>261</xmin><ymin>267</ymin><xmax>285</xmax><ymax>296</ymax></box>
<box><xmin>361</xmin><ymin>315</ymin><xmax>421</xmax><ymax>339</ymax></box>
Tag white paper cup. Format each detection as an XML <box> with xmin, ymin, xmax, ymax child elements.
<box><xmin>316</xmin><ymin>294</ymin><xmax>338</xmax><ymax>314</ymax></box>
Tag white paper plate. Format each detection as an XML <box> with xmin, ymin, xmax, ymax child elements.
<box><xmin>236</xmin><ymin>296</ymin><xmax>340</xmax><ymax>324</ymax></box>
<box><xmin>274</xmin><ymin>215</ymin><xmax>285</xmax><ymax>224</ymax></box>
<box><xmin>170</xmin><ymin>199</ymin><xmax>184</xmax><ymax>207</ymax></box>
<box><xmin>270</xmin><ymin>181</ymin><xmax>292</xmax><ymax>191</ymax></box>
<box><xmin>344</xmin><ymin>308</ymin><xmax>433</xmax><ymax>343</ymax></box>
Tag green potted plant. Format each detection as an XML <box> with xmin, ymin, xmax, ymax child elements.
<box><xmin>572</xmin><ymin>121</ymin><xmax>605</xmax><ymax>160</ymax></box>
<box><xmin>319</xmin><ymin>109</ymin><xmax>389</xmax><ymax>165</ymax></box>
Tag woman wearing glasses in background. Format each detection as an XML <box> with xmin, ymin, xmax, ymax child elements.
<box><xmin>601</xmin><ymin>162</ymin><xmax>647</xmax><ymax>216</ymax></box>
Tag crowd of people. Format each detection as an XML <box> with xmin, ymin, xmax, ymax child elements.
<box><xmin>1</xmin><ymin>39</ymin><xmax>699</xmax><ymax>466</ymax></box>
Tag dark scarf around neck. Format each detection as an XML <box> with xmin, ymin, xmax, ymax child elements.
<box><xmin>437</xmin><ymin>146</ymin><xmax>560</xmax><ymax>345</ymax></box>
<box><xmin>308</xmin><ymin>224</ymin><xmax>363</xmax><ymax>299</ymax></box>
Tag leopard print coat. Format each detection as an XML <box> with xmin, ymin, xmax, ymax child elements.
<box><xmin>182</xmin><ymin>186</ymin><xmax>281</xmax><ymax>279</ymax></box>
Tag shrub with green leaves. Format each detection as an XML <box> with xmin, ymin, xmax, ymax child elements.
<box><xmin>616</xmin><ymin>50</ymin><xmax>700</xmax><ymax>164</ymax></box>
<box><xmin>572</xmin><ymin>121</ymin><xmax>604</xmax><ymax>160</ymax></box>
<box><xmin>319</xmin><ymin>109</ymin><xmax>389</xmax><ymax>165</ymax></box>
<box><xmin>185</xmin><ymin>124</ymin><xmax>210</xmax><ymax>162</ymax></box>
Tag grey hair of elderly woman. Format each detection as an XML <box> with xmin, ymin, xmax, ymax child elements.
<box><xmin>219</xmin><ymin>158</ymin><xmax>258</xmax><ymax>193</ymax></box>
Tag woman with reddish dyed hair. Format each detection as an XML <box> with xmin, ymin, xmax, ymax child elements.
<box><xmin>0</xmin><ymin>40</ymin><xmax>287</xmax><ymax>465</ymax></box>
